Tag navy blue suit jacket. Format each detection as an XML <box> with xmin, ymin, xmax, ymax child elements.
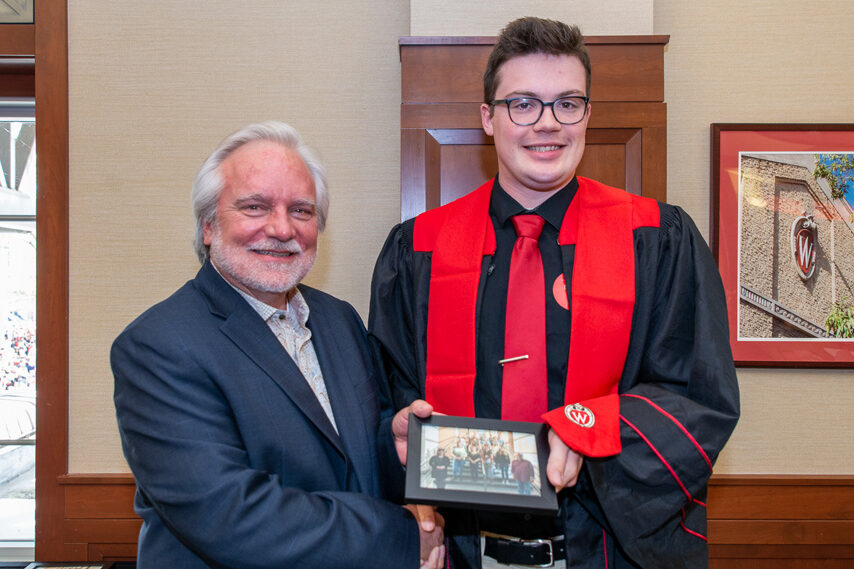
<box><xmin>112</xmin><ymin>261</ymin><xmax>419</xmax><ymax>568</ymax></box>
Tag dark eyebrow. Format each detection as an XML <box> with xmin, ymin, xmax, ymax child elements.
<box><xmin>503</xmin><ymin>90</ymin><xmax>540</xmax><ymax>98</ymax></box>
<box><xmin>502</xmin><ymin>89</ymin><xmax>586</xmax><ymax>99</ymax></box>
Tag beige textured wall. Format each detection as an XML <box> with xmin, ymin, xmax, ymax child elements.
<box><xmin>654</xmin><ymin>0</ymin><xmax>854</xmax><ymax>474</ymax></box>
<box><xmin>67</xmin><ymin>1</ymin><xmax>853</xmax><ymax>475</ymax></box>
<box><xmin>67</xmin><ymin>1</ymin><xmax>408</xmax><ymax>471</ymax></box>
<box><xmin>410</xmin><ymin>0</ymin><xmax>653</xmax><ymax>35</ymax></box>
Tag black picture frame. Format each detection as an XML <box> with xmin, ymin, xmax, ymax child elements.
<box><xmin>405</xmin><ymin>414</ymin><xmax>557</xmax><ymax>514</ymax></box>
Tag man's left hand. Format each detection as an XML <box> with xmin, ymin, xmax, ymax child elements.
<box><xmin>392</xmin><ymin>399</ymin><xmax>434</xmax><ymax>465</ymax></box>
<box><xmin>546</xmin><ymin>428</ymin><xmax>584</xmax><ymax>491</ymax></box>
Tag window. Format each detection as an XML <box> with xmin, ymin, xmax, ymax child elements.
<box><xmin>0</xmin><ymin>100</ymin><xmax>36</xmax><ymax>559</ymax></box>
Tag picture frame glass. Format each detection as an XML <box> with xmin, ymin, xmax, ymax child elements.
<box><xmin>405</xmin><ymin>414</ymin><xmax>557</xmax><ymax>514</ymax></box>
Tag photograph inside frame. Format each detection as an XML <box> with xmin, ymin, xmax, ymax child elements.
<box><xmin>737</xmin><ymin>151</ymin><xmax>854</xmax><ymax>340</ymax></box>
<box><xmin>405</xmin><ymin>415</ymin><xmax>557</xmax><ymax>514</ymax></box>
<box><xmin>420</xmin><ymin>424</ymin><xmax>541</xmax><ymax>497</ymax></box>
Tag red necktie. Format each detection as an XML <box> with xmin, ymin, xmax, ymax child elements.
<box><xmin>501</xmin><ymin>214</ymin><xmax>548</xmax><ymax>422</ymax></box>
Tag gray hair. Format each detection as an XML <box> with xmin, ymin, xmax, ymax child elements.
<box><xmin>191</xmin><ymin>121</ymin><xmax>329</xmax><ymax>262</ymax></box>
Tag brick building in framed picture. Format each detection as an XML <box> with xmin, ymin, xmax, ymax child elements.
<box><xmin>738</xmin><ymin>153</ymin><xmax>854</xmax><ymax>339</ymax></box>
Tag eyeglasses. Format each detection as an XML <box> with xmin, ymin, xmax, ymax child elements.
<box><xmin>491</xmin><ymin>96</ymin><xmax>590</xmax><ymax>126</ymax></box>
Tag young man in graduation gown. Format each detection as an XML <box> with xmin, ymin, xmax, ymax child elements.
<box><xmin>369</xmin><ymin>17</ymin><xmax>740</xmax><ymax>569</ymax></box>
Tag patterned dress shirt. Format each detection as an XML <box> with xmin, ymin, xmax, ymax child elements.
<box><xmin>223</xmin><ymin>276</ymin><xmax>338</xmax><ymax>433</ymax></box>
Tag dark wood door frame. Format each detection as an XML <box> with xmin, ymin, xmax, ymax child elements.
<box><xmin>1</xmin><ymin>2</ymin><xmax>72</xmax><ymax>561</ymax></box>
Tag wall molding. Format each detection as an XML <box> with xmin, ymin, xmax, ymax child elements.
<box><xmin>707</xmin><ymin>475</ymin><xmax>854</xmax><ymax>568</ymax></box>
<box><xmin>47</xmin><ymin>474</ymin><xmax>854</xmax><ymax>564</ymax></box>
<box><xmin>33</xmin><ymin>1</ymin><xmax>71</xmax><ymax>560</ymax></box>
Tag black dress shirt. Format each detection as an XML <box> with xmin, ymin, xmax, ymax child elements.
<box><xmin>474</xmin><ymin>177</ymin><xmax>577</xmax><ymax>419</ymax></box>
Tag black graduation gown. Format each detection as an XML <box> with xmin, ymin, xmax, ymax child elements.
<box><xmin>368</xmin><ymin>195</ymin><xmax>740</xmax><ymax>569</ymax></box>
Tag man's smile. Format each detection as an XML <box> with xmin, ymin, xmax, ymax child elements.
<box><xmin>253</xmin><ymin>249</ymin><xmax>297</xmax><ymax>257</ymax></box>
<box><xmin>525</xmin><ymin>144</ymin><xmax>563</xmax><ymax>153</ymax></box>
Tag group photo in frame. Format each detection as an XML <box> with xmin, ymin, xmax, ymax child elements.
<box><xmin>710</xmin><ymin>124</ymin><xmax>854</xmax><ymax>366</ymax></box>
<box><xmin>405</xmin><ymin>415</ymin><xmax>558</xmax><ymax>514</ymax></box>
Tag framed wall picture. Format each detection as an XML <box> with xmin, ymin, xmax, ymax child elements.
<box><xmin>405</xmin><ymin>414</ymin><xmax>558</xmax><ymax>514</ymax></box>
<box><xmin>710</xmin><ymin>124</ymin><xmax>854</xmax><ymax>366</ymax></box>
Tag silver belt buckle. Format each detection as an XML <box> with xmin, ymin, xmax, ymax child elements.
<box><xmin>524</xmin><ymin>538</ymin><xmax>553</xmax><ymax>567</ymax></box>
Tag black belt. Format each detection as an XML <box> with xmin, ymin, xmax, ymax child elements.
<box><xmin>484</xmin><ymin>534</ymin><xmax>565</xmax><ymax>567</ymax></box>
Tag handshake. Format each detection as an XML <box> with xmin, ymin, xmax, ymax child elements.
<box><xmin>393</xmin><ymin>400</ymin><xmax>445</xmax><ymax>568</ymax></box>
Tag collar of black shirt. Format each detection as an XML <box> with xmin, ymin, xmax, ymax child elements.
<box><xmin>491</xmin><ymin>176</ymin><xmax>578</xmax><ymax>231</ymax></box>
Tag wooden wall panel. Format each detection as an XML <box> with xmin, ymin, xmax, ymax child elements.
<box><xmin>400</xmin><ymin>121</ymin><xmax>659</xmax><ymax>220</ymax></box>
<box><xmin>0</xmin><ymin>73</ymin><xmax>33</xmax><ymax>97</ymax></box>
<box><xmin>399</xmin><ymin>36</ymin><xmax>667</xmax><ymax>104</ymax></box>
<box><xmin>0</xmin><ymin>24</ymin><xmax>34</xmax><ymax>97</ymax></box>
<box><xmin>61</xmin><ymin>475</ymin><xmax>137</xmax><ymax>519</ymax></box>
<box><xmin>63</xmin><ymin>519</ymin><xmax>141</xmax><ymax>546</ymax></box>
<box><xmin>54</xmin><ymin>475</ymin><xmax>139</xmax><ymax>561</ymax></box>
<box><xmin>709</xmin><ymin>477</ymin><xmax>854</xmax><ymax>520</ymax></box>
<box><xmin>585</xmin><ymin>42</ymin><xmax>664</xmax><ymax>101</ymax></box>
<box><xmin>46</xmin><ymin>474</ymin><xmax>853</xmax><ymax>564</ymax></box>
<box><xmin>0</xmin><ymin>58</ymin><xmax>34</xmax><ymax>97</ymax></box>
<box><xmin>399</xmin><ymin>37</ymin><xmax>668</xmax><ymax>220</ymax></box>
<box><xmin>707</xmin><ymin>476</ymin><xmax>854</xmax><ymax>566</ymax></box>
<box><xmin>0</xmin><ymin>24</ymin><xmax>34</xmax><ymax>55</ymax></box>
<box><xmin>88</xmin><ymin>543</ymin><xmax>138</xmax><ymax>562</ymax></box>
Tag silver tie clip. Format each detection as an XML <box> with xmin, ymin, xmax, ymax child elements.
<box><xmin>498</xmin><ymin>355</ymin><xmax>529</xmax><ymax>365</ymax></box>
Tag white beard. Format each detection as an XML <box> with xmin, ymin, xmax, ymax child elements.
<box><xmin>208</xmin><ymin>230</ymin><xmax>317</xmax><ymax>297</ymax></box>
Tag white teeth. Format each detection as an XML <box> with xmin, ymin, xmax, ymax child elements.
<box><xmin>528</xmin><ymin>145</ymin><xmax>560</xmax><ymax>152</ymax></box>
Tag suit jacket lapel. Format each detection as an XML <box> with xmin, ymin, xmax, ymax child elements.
<box><xmin>305</xmin><ymin>294</ymin><xmax>373</xmax><ymax>494</ymax></box>
<box><xmin>194</xmin><ymin>262</ymin><xmax>345</xmax><ymax>454</ymax></box>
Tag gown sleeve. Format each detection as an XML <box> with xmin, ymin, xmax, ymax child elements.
<box><xmin>368</xmin><ymin>219</ymin><xmax>428</xmax><ymax>410</ymax></box>
<box><xmin>551</xmin><ymin>204</ymin><xmax>740</xmax><ymax>565</ymax></box>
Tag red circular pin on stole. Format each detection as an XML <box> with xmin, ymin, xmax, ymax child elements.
<box><xmin>552</xmin><ymin>274</ymin><xmax>569</xmax><ymax>310</ymax></box>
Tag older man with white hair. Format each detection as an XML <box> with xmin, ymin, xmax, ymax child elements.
<box><xmin>112</xmin><ymin>121</ymin><xmax>443</xmax><ymax>569</ymax></box>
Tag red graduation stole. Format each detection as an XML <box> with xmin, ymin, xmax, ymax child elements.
<box><xmin>414</xmin><ymin>177</ymin><xmax>660</xmax><ymax>419</ymax></box>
